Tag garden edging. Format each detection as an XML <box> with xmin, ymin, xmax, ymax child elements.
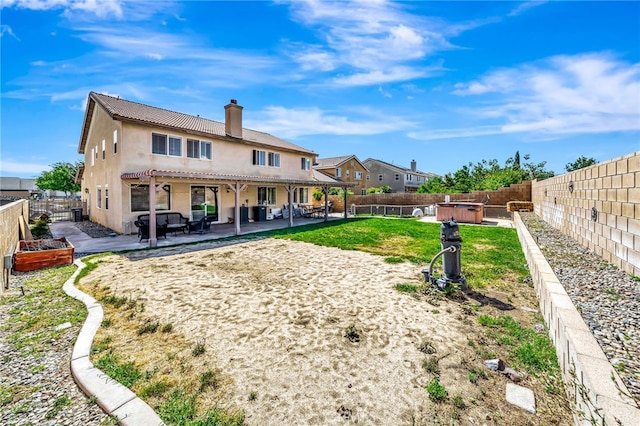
<box><xmin>514</xmin><ymin>212</ymin><xmax>639</xmax><ymax>425</ymax></box>
<box><xmin>63</xmin><ymin>258</ymin><xmax>165</xmax><ymax>426</ymax></box>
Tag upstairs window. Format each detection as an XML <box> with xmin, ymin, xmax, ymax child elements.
<box><xmin>187</xmin><ymin>139</ymin><xmax>212</xmax><ymax>159</ymax></box>
<box><xmin>253</xmin><ymin>150</ymin><xmax>266</xmax><ymax>166</ymax></box>
<box><xmin>366</xmin><ymin>174</ymin><xmax>370</xmax><ymax>181</ymax></box>
<box><xmin>152</xmin><ymin>133</ymin><xmax>167</xmax><ymax>155</ymax></box>
<box><xmin>378</xmin><ymin>174</ymin><xmax>383</xmax><ymax>181</ymax></box>
<box><xmin>113</xmin><ymin>130</ymin><xmax>118</xmax><ymax>154</ymax></box>
<box><xmin>301</xmin><ymin>157</ymin><xmax>310</xmax><ymax>170</ymax></box>
<box><xmin>395</xmin><ymin>174</ymin><xmax>400</xmax><ymax>181</ymax></box>
<box><xmin>336</xmin><ymin>168</ymin><xmax>342</xmax><ymax>178</ymax></box>
<box><xmin>102</xmin><ymin>139</ymin><xmax>106</xmax><ymax>160</ymax></box>
<box><xmin>169</xmin><ymin>136</ymin><xmax>182</xmax><ymax>156</ymax></box>
<box><xmin>354</xmin><ymin>171</ymin><xmax>363</xmax><ymax>180</ymax></box>
<box><xmin>268</xmin><ymin>152</ymin><xmax>280</xmax><ymax>167</ymax></box>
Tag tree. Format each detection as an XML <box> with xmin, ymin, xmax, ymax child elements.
<box><xmin>565</xmin><ymin>155</ymin><xmax>597</xmax><ymax>172</ymax></box>
<box><xmin>35</xmin><ymin>162</ymin><xmax>81</xmax><ymax>196</ymax></box>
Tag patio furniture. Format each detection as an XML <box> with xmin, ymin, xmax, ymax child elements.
<box><xmin>137</xmin><ymin>212</ymin><xmax>189</xmax><ymax>235</ymax></box>
<box><xmin>187</xmin><ymin>215</ymin><xmax>216</xmax><ymax>234</ymax></box>
<box><xmin>134</xmin><ymin>220</ymin><xmax>168</xmax><ymax>241</ymax></box>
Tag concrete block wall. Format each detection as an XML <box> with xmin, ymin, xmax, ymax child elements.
<box><xmin>0</xmin><ymin>200</ymin><xmax>28</xmax><ymax>296</ymax></box>
<box><xmin>531</xmin><ymin>151</ymin><xmax>640</xmax><ymax>277</ymax></box>
<box><xmin>514</xmin><ymin>212</ymin><xmax>639</xmax><ymax>425</ymax></box>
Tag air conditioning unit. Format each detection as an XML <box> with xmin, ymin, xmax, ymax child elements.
<box><xmin>122</xmin><ymin>221</ymin><xmax>133</xmax><ymax>235</ymax></box>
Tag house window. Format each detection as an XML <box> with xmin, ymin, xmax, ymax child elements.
<box><xmin>361</xmin><ymin>189</ymin><xmax>367</xmax><ymax>195</ymax></box>
<box><xmin>102</xmin><ymin>139</ymin><xmax>106</xmax><ymax>160</ymax></box>
<box><xmin>336</xmin><ymin>168</ymin><xmax>342</xmax><ymax>177</ymax></box>
<box><xmin>354</xmin><ymin>171</ymin><xmax>363</xmax><ymax>180</ymax></box>
<box><xmin>301</xmin><ymin>157</ymin><xmax>310</xmax><ymax>170</ymax></box>
<box><xmin>187</xmin><ymin>139</ymin><xmax>212</xmax><ymax>159</ymax></box>
<box><xmin>96</xmin><ymin>186</ymin><xmax>102</xmax><ymax>209</ymax></box>
<box><xmin>253</xmin><ymin>150</ymin><xmax>266</xmax><ymax>166</ymax></box>
<box><xmin>366</xmin><ymin>174</ymin><xmax>370</xmax><ymax>181</ymax></box>
<box><xmin>268</xmin><ymin>152</ymin><xmax>280</xmax><ymax>167</ymax></box>
<box><xmin>91</xmin><ymin>148</ymin><xmax>95</xmax><ymax>166</ymax></box>
<box><xmin>152</xmin><ymin>133</ymin><xmax>167</xmax><ymax>155</ymax></box>
<box><xmin>257</xmin><ymin>187</ymin><xmax>276</xmax><ymax>205</ymax></box>
<box><xmin>378</xmin><ymin>174</ymin><xmax>383</xmax><ymax>182</ymax></box>
<box><xmin>346</xmin><ymin>170</ymin><xmax>350</xmax><ymax>177</ymax></box>
<box><xmin>293</xmin><ymin>188</ymin><xmax>309</xmax><ymax>204</ymax></box>
<box><xmin>406</xmin><ymin>174</ymin><xmax>413</xmax><ymax>182</ymax></box>
<box><xmin>168</xmin><ymin>136</ymin><xmax>181</xmax><ymax>156</ymax></box>
<box><xmin>130</xmin><ymin>184</ymin><xmax>171</xmax><ymax>212</ymax></box>
<box><xmin>113</xmin><ymin>130</ymin><xmax>118</xmax><ymax>154</ymax></box>
<box><xmin>105</xmin><ymin>185</ymin><xmax>109</xmax><ymax>210</ymax></box>
<box><xmin>395</xmin><ymin>174</ymin><xmax>400</xmax><ymax>181</ymax></box>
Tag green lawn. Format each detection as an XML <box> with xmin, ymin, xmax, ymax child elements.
<box><xmin>263</xmin><ymin>217</ymin><xmax>529</xmax><ymax>289</ymax></box>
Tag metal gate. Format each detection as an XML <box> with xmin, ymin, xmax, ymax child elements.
<box><xmin>29</xmin><ymin>199</ymin><xmax>86</xmax><ymax>222</ymax></box>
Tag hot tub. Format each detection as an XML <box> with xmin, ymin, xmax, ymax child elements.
<box><xmin>436</xmin><ymin>202</ymin><xmax>484</xmax><ymax>224</ymax></box>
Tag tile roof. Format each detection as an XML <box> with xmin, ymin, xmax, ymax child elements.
<box><xmin>79</xmin><ymin>92</ymin><xmax>316</xmax><ymax>155</ymax></box>
<box><xmin>363</xmin><ymin>158</ymin><xmax>438</xmax><ymax>178</ymax></box>
<box><xmin>313</xmin><ymin>155</ymin><xmax>354</xmax><ymax>168</ymax></box>
<box><xmin>118</xmin><ymin>168</ymin><xmax>355</xmax><ymax>186</ymax></box>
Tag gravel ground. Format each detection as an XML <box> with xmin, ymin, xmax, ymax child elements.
<box><xmin>520</xmin><ymin>212</ymin><xmax>640</xmax><ymax>403</ymax></box>
<box><xmin>0</xmin><ymin>271</ymin><xmax>108</xmax><ymax>426</ymax></box>
<box><xmin>73</xmin><ymin>221</ymin><xmax>115</xmax><ymax>238</ymax></box>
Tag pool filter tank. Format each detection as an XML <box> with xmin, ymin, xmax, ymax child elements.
<box><xmin>422</xmin><ymin>218</ymin><xmax>467</xmax><ymax>291</ymax></box>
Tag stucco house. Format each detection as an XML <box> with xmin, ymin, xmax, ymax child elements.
<box><xmin>77</xmin><ymin>92</ymin><xmax>345</xmax><ymax>243</ymax></box>
<box><xmin>362</xmin><ymin>158</ymin><xmax>437</xmax><ymax>193</ymax></box>
<box><xmin>313</xmin><ymin>155</ymin><xmax>371</xmax><ymax>195</ymax></box>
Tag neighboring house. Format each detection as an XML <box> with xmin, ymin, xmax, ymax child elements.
<box><xmin>313</xmin><ymin>155</ymin><xmax>371</xmax><ymax>195</ymax></box>
<box><xmin>77</xmin><ymin>92</ymin><xmax>346</xmax><ymax>240</ymax></box>
<box><xmin>362</xmin><ymin>158</ymin><xmax>437</xmax><ymax>193</ymax></box>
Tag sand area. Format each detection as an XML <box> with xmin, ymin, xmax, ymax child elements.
<box><xmin>83</xmin><ymin>237</ymin><xmax>539</xmax><ymax>425</ymax></box>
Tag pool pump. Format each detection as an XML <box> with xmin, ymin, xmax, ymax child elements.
<box><xmin>422</xmin><ymin>218</ymin><xmax>467</xmax><ymax>291</ymax></box>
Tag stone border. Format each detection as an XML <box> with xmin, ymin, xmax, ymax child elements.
<box><xmin>63</xmin><ymin>259</ymin><xmax>165</xmax><ymax>426</ymax></box>
<box><xmin>514</xmin><ymin>212</ymin><xmax>639</xmax><ymax>425</ymax></box>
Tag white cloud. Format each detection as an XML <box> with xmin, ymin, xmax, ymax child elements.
<box><xmin>508</xmin><ymin>1</ymin><xmax>547</xmax><ymax>17</ymax></box>
<box><xmin>2</xmin><ymin>0</ymin><xmax>123</xmax><ymax>18</ymax></box>
<box><xmin>283</xmin><ymin>0</ymin><xmax>454</xmax><ymax>86</ymax></box>
<box><xmin>423</xmin><ymin>53</ymin><xmax>640</xmax><ymax>140</ymax></box>
<box><xmin>0</xmin><ymin>24</ymin><xmax>19</xmax><ymax>39</ymax></box>
<box><xmin>0</xmin><ymin>159</ymin><xmax>50</xmax><ymax>175</ymax></box>
<box><xmin>247</xmin><ymin>105</ymin><xmax>414</xmax><ymax>138</ymax></box>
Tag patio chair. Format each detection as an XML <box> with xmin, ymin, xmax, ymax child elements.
<box><xmin>187</xmin><ymin>215</ymin><xmax>216</xmax><ymax>234</ymax></box>
<box><xmin>134</xmin><ymin>220</ymin><xmax>167</xmax><ymax>241</ymax></box>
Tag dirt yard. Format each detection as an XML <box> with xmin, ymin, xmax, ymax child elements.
<box><xmin>80</xmin><ymin>238</ymin><xmax>572</xmax><ymax>425</ymax></box>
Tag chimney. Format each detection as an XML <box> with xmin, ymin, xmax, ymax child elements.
<box><xmin>224</xmin><ymin>99</ymin><xmax>243</xmax><ymax>138</ymax></box>
<box><xmin>411</xmin><ymin>159</ymin><xmax>417</xmax><ymax>172</ymax></box>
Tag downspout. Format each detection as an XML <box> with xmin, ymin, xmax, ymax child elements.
<box><xmin>343</xmin><ymin>186</ymin><xmax>348</xmax><ymax>219</ymax></box>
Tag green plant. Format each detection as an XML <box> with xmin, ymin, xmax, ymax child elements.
<box><xmin>394</xmin><ymin>283</ymin><xmax>419</xmax><ymax>293</ymax></box>
<box><xmin>140</xmin><ymin>381</ymin><xmax>171</xmax><ymax>398</ymax></box>
<box><xmin>102</xmin><ymin>318</ymin><xmax>112</xmax><ymax>328</ymax></box>
<box><xmin>137</xmin><ymin>320</ymin><xmax>160</xmax><ymax>335</ymax></box>
<box><xmin>94</xmin><ymin>352</ymin><xmax>142</xmax><ymax>388</ymax></box>
<box><xmin>45</xmin><ymin>395</ymin><xmax>72</xmax><ymax>419</ymax></box>
<box><xmin>30</xmin><ymin>218</ymin><xmax>50</xmax><ymax>237</ymax></box>
<box><xmin>418</xmin><ymin>340</ymin><xmax>436</xmax><ymax>354</ymax></box>
<box><xmin>468</xmin><ymin>367</ymin><xmax>487</xmax><ymax>384</ymax></box>
<box><xmin>344</xmin><ymin>324</ymin><xmax>361</xmax><ymax>343</ymax></box>
<box><xmin>248</xmin><ymin>391</ymin><xmax>257</xmax><ymax>401</ymax></box>
<box><xmin>200</xmin><ymin>370</ymin><xmax>220</xmax><ymax>391</ymax></box>
<box><xmin>452</xmin><ymin>395</ymin><xmax>466</xmax><ymax>409</ymax></box>
<box><xmin>161</xmin><ymin>323</ymin><xmax>173</xmax><ymax>333</ymax></box>
<box><xmin>192</xmin><ymin>340</ymin><xmax>206</xmax><ymax>357</ymax></box>
<box><xmin>101</xmin><ymin>294</ymin><xmax>129</xmax><ymax>308</ymax></box>
<box><xmin>426</xmin><ymin>377</ymin><xmax>448</xmax><ymax>402</ymax></box>
<box><xmin>422</xmin><ymin>357</ymin><xmax>439</xmax><ymax>374</ymax></box>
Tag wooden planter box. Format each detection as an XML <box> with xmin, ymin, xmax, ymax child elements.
<box><xmin>13</xmin><ymin>238</ymin><xmax>75</xmax><ymax>272</ymax></box>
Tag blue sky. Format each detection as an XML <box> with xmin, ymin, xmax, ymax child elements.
<box><xmin>1</xmin><ymin>0</ymin><xmax>639</xmax><ymax>179</ymax></box>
